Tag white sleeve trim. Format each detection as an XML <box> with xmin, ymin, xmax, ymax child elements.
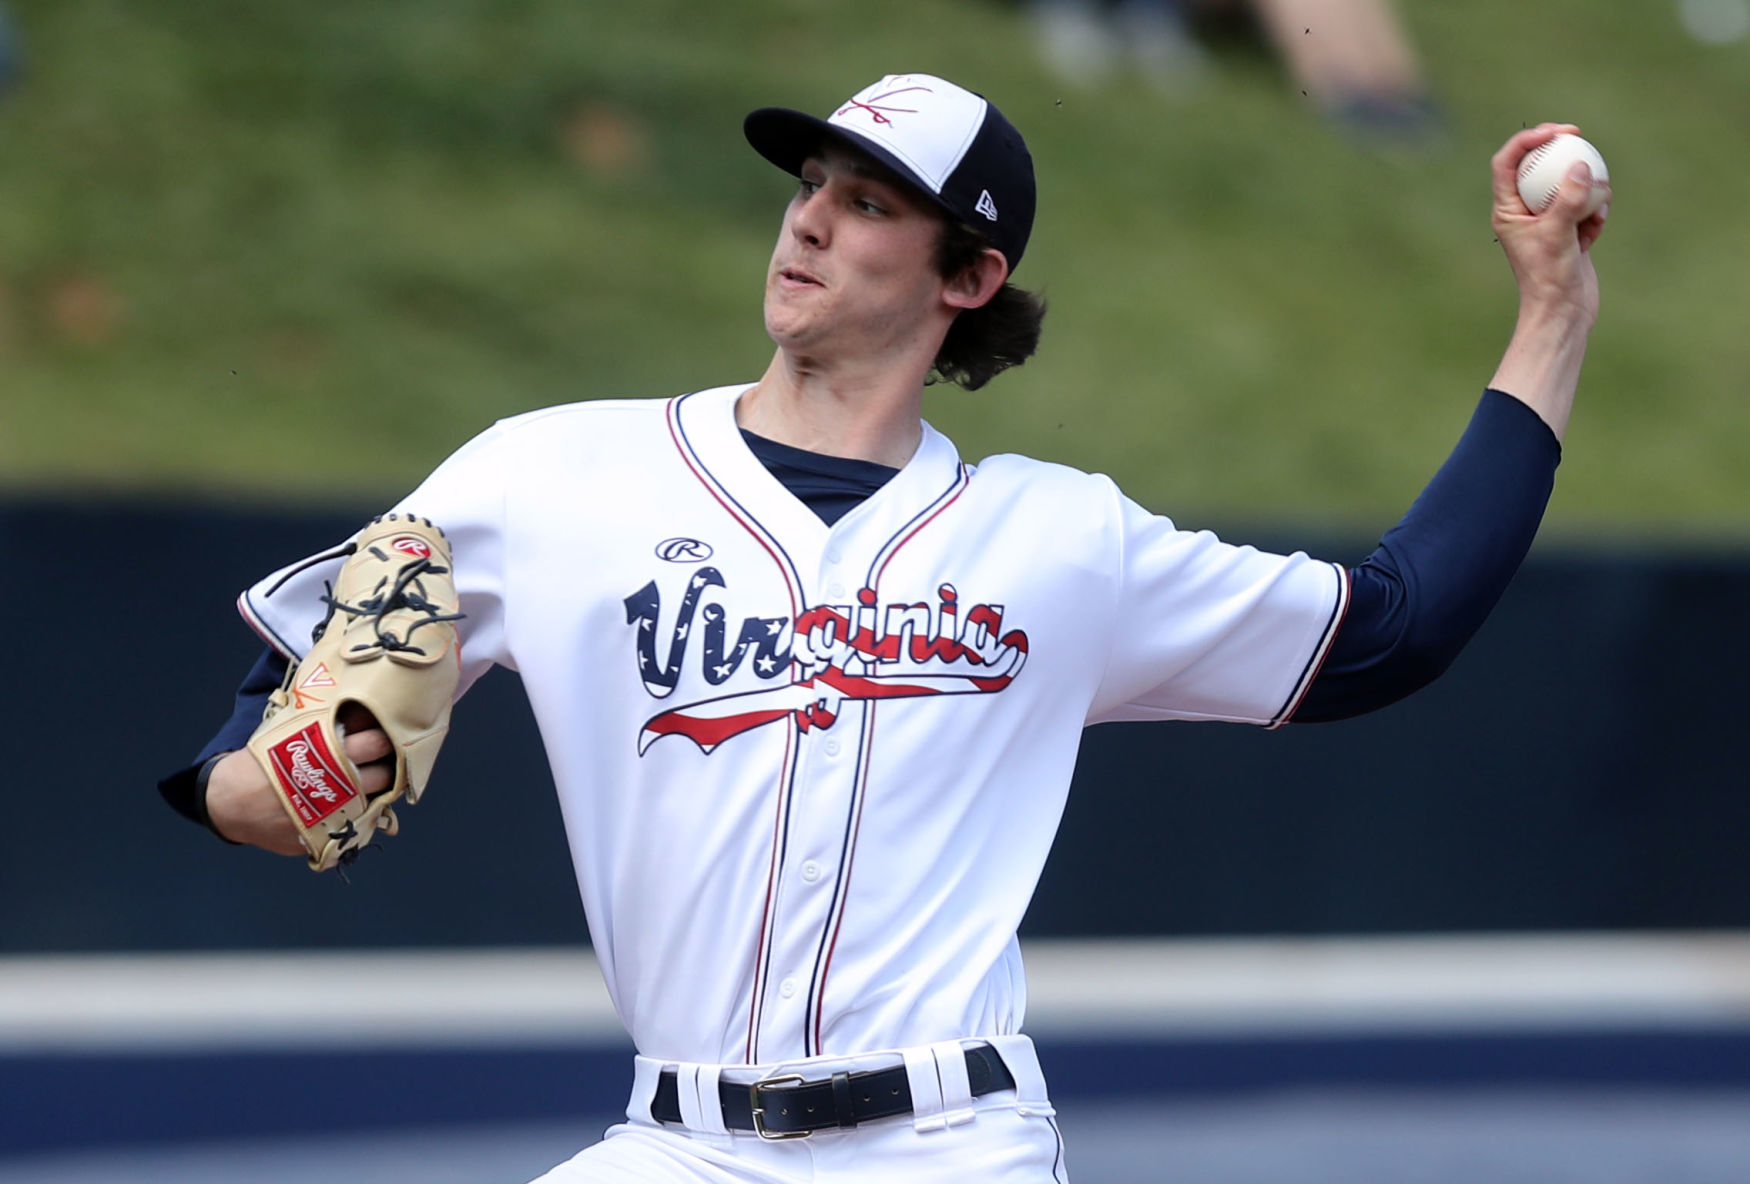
<box><xmin>235</xmin><ymin>589</ymin><xmax>301</xmax><ymax>661</ymax></box>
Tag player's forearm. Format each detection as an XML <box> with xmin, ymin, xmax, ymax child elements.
<box><xmin>1488</xmin><ymin>304</ymin><xmax>1593</xmax><ymax>443</ymax></box>
<box><xmin>1294</xmin><ymin>389</ymin><xmax>1559</xmax><ymax>722</ymax></box>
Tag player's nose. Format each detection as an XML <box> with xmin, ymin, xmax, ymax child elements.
<box><xmin>790</xmin><ymin>187</ymin><xmax>830</xmax><ymax>249</ymax></box>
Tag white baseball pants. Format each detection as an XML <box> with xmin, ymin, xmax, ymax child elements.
<box><xmin>529</xmin><ymin>1035</ymin><xmax>1069</xmax><ymax>1183</ymax></box>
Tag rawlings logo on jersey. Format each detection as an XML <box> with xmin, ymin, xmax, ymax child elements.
<box><xmin>654</xmin><ymin>537</ymin><xmax>713</xmax><ymax>562</ymax></box>
<box><xmin>623</xmin><ymin>568</ymin><xmax>1028</xmax><ymax>754</ymax></box>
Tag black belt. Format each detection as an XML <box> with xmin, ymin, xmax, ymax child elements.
<box><xmin>650</xmin><ymin>1043</ymin><xmax>1015</xmax><ymax>1139</ymax></box>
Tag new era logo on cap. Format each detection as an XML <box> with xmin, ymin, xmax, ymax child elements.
<box><xmin>744</xmin><ymin>72</ymin><xmax>1036</xmax><ymax>272</ymax></box>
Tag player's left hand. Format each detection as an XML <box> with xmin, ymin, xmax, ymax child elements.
<box><xmin>207</xmin><ymin>704</ymin><xmax>395</xmax><ymax>855</ymax></box>
<box><xmin>1490</xmin><ymin>123</ymin><xmax>1611</xmax><ymax>331</ymax></box>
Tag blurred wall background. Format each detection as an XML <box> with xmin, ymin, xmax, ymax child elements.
<box><xmin>2</xmin><ymin>1</ymin><xmax>1748</xmax><ymax>1180</ymax></box>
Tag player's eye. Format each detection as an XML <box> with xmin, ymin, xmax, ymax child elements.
<box><xmin>797</xmin><ymin>178</ymin><xmax>822</xmax><ymax>198</ymax></box>
<box><xmin>855</xmin><ymin>198</ymin><xmax>887</xmax><ymax>215</ymax></box>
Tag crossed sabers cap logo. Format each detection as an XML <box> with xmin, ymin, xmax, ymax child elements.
<box><xmin>837</xmin><ymin>82</ymin><xmax>931</xmax><ymax>127</ymax></box>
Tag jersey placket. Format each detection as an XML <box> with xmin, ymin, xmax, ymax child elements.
<box><xmin>749</xmin><ymin>549</ymin><xmax>870</xmax><ymax>1061</ymax></box>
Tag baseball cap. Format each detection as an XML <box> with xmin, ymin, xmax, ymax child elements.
<box><xmin>744</xmin><ymin>73</ymin><xmax>1036</xmax><ymax>274</ymax></box>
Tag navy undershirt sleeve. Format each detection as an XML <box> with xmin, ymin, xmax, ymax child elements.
<box><xmin>157</xmin><ymin>646</ymin><xmax>288</xmax><ymax>826</ymax></box>
<box><xmin>1294</xmin><ymin>389</ymin><xmax>1561</xmax><ymax>721</ymax></box>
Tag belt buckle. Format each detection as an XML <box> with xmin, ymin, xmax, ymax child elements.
<box><xmin>749</xmin><ymin>1072</ymin><xmax>810</xmax><ymax>1140</ymax></box>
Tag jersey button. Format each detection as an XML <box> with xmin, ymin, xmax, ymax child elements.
<box><xmin>824</xmin><ymin>739</ymin><xmax>841</xmax><ymax>757</ymax></box>
<box><xmin>826</xmin><ymin>581</ymin><xmax>846</xmax><ymax>598</ymax></box>
<box><xmin>801</xmin><ymin>861</ymin><xmax>821</xmax><ymax>882</ymax></box>
<box><xmin>780</xmin><ymin>978</ymin><xmax>797</xmax><ymax>998</ymax></box>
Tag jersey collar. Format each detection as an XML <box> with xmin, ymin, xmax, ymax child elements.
<box><xmin>670</xmin><ymin>384</ymin><xmax>966</xmax><ymax>564</ymax></box>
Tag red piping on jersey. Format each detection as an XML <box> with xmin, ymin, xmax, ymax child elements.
<box><xmin>868</xmin><ymin>464</ymin><xmax>971</xmax><ymax>589</ymax></box>
<box><xmin>236</xmin><ymin>592</ymin><xmax>299</xmax><ymax>661</ymax></box>
<box><xmin>811</xmin><ymin>702</ymin><xmax>879</xmax><ymax>1055</ymax></box>
<box><xmin>663</xmin><ymin>395</ymin><xmax>810</xmax><ymax>1064</ymax></box>
<box><xmin>665</xmin><ymin>396</ymin><xmax>802</xmax><ymax>624</ymax></box>
<box><xmin>810</xmin><ymin>463</ymin><xmax>971</xmax><ymax>1054</ymax></box>
<box><xmin>745</xmin><ymin>718</ymin><xmax>799</xmax><ymax>1063</ymax></box>
<box><xmin>1272</xmin><ymin>562</ymin><xmax>1352</xmax><ymax>729</ymax></box>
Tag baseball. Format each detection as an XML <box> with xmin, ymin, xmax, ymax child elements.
<box><xmin>1516</xmin><ymin>133</ymin><xmax>1610</xmax><ymax>218</ymax></box>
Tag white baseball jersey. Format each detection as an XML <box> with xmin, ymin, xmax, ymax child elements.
<box><xmin>241</xmin><ymin>384</ymin><xmax>1347</xmax><ymax>1068</ymax></box>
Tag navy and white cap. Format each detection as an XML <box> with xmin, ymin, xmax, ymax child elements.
<box><xmin>745</xmin><ymin>73</ymin><xmax>1036</xmax><ymax>274</ymax></box>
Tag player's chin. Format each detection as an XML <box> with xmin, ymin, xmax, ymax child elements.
<box><xmin>762</xmin><ymin>296</ymin><xmax>823</xmax><ymax>345</ymax></box>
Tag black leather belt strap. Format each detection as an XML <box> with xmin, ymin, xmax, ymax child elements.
<box><xmin>650</xmin><ymin>1043</ymin><xmax>1016</xmax><ymax>1137</ymax></box>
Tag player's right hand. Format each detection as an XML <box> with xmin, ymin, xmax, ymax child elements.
<box><xmin>206</xmin><ymin>705</ymin><xmax>395</xmax><ymax>855</ymax></box>
<box><xmin>1490</xmin><ymin>122</ymin><xmax>1610</xmax><ymax>330</ymax></box>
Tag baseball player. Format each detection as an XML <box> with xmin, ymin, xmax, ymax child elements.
<box><xmin>160</xmin><ymin>74</ymin><xmax>1608</xmax><ymax>1181</ymax></box>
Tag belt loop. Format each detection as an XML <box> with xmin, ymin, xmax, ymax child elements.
<box><xmin>694</xmin><ymin>1065</ymin><xmax>731</xmax><ymax>1137</ymax></box>
<box><xmin>628</xmin><ymin>1056</ymin><xmax>661</xmax><ymax>1125</ymax></box>
<box><xmin>985</xmin><ymin>1034</ymin><xmax>1054</xmax><ymax>1118</ymax></box>
<box><xmin>902</xmin><ymin>1045</ymin><xmax>947</xmax><ymax>1133</ymax></box>
<box><xmin>673</xmin><ymin>1063</ymin><xmax>734</xmax><ymax>1148</ymax></box>
<box><xmin>675</xmin><ymin>1064</ymin><xmax>710</xmax><ymax>1131</ymax></box>
<box><xmin>830</xmin><ymin>1071</ymin><xmax>858</xmax><ymax>1128</ymax></box>
<box><xmin>929</xmin><ymin>1040</ymin><xmax>976</xmax><ymax>1127</ymax></box>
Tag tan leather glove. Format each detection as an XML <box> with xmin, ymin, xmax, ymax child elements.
<box><xmin>246</xmin><ymin>514</ymin><xmax>463</xmax><ymax>871</ymax></box>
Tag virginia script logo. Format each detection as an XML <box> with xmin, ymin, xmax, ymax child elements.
<box><xmin>624</xmin><ymin>567</ymin><xmax>1028</xmax><ymax>754</ymax></box>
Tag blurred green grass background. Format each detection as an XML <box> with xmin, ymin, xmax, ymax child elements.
<box><xmin>0</xmin><ymin>0</ymin><xmax>1745</xmax><ymax>536</ymax></box>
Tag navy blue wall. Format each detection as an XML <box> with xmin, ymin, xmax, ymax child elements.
<box><xmin>3</xmin><ymin>499</ymin><xmax>1746</xmax><ymax>952</ymax></box>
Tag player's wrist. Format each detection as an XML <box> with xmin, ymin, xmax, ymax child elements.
<box><xmin>1510</xmin><ymin>298</ymin><xmax>1596</xmax><ymax>350</ymax></box>
<box><xmin>195</xmin><ymin>752</ymin><xmax>243</xmax><ymax>845</ymax></box>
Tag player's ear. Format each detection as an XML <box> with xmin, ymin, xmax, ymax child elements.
<box><xmin>943</xmin><ymin>246</ymin><xmax>1009</xmax><ymax>312</ymax></box>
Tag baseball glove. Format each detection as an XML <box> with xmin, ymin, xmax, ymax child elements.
<box><xmin>246</xmin><ymin>514</ymin><xmax>465</xmax><ymax>871</ymax></box>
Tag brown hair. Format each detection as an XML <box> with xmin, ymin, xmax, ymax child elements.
<box><xmin>931</xmin><ymin>219</ymin><xmax>1047</xmax><ymax>392</ymax></box>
